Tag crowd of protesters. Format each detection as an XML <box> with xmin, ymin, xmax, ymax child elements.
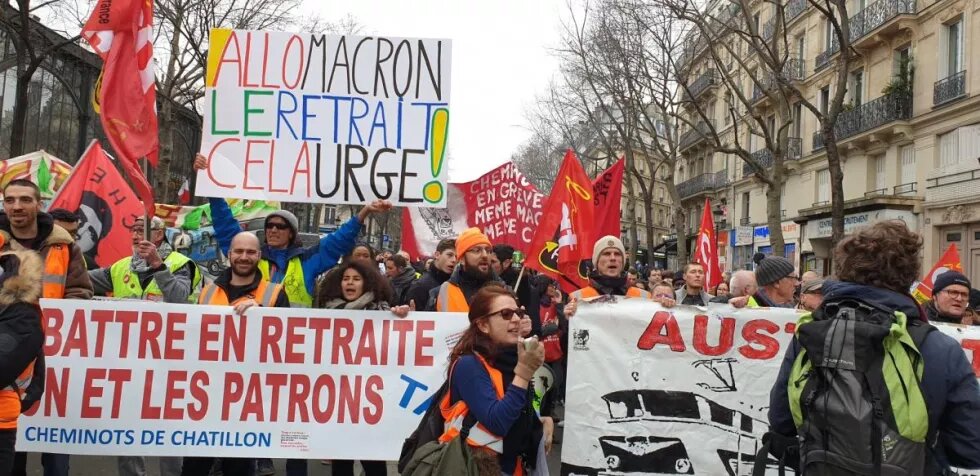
<box><xmin>1</xmin><ymin>165</ymin><xmax>979</xmax><ymax>475</ymax></box>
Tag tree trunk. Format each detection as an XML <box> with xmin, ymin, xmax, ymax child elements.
<box><xmin>155</xmin><ymin>99</ymin><xmax>175</xmax><ymax>201</ymax></box>
<box><xmin>644</xmin><ymin>194</ymin><xmax>657</xmax><ymax>267</ymax></box>
<box><xmin>623</xmin><ymin>165</ymin><xmax>640</xmax><ymax>260</ymax></box>
<box><xmin>765</xmin><ymin>180</ymin><xmax>785</xmax><ymax>256</ymax></box>
<box><xmin>825</xmin><ymin>135</ymin><xmax>846</xmax><ymax>243</ymax></box>
<box><xmin>8</xmin><ymin>66</ymin><xmax>32</xmax><ymax>157</ymax></box>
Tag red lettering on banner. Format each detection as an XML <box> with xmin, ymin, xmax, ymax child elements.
<box><xmin>139</xmin><ymin>312</ymin><xmax>163</xmax><ymax>358</ymax></box>
<box><xmin>242</xmin><ymin>32</ymin><xmax>259</xmax><ymax>87</ymax></box>
<box><xmin>200</xmin><ymin>314</ymin><xmax>247</xmax><ymax>362</ymax></box>
<box><xmin>116</xmin><ymin>310</ymin><xmax>139</xmax><ymax>357</ymax></box>
<box><xmin>285</xmin><ymin>317</ymin><xmax>306</xmax><ymax>364</ymax></box>
<box><xmin>266</xmin><ymin>374</ymin><xmax>288</xmax><ymax>422</ymax></box>
<box><xmin>312</xmin><ymin>374</ymin><xmax>336</xmax><ymax>423</ymax></box>
<box><xmin>199</xmin><ymin>314</ymin><xmax>221</xmax><ymax>361</ymax></box>
<box><xmin>81</xmin><ymin>369</ymin><xmax>106</xmax><ymax>418</ymax></box>
<box><xmin>63</xmin><ymin>309</ymin><xmax>89</xmax><ymax>357</ymax></box>
<box><xmin>22</xmin><ymin>368</ymin><xmax>68</xmax><ymax>417</ymax></box>
<box><xmin>107</xmin><ymin>369</ymin><xmax>132</xmax><ymax>418</ymax></box>
<box><xmin>188</xmin><ymin>371</ymin><xmax>210</xmax><ymax>421</ymax></box>
<box><xmin>90</xmin><ymin>309</ymin><xmax>114</xmax><ymax>357</ymax></box>
<box><xmin>339</xmin><ymin>376</ymin><xmax>362</xmax><ymax>423</ymax></box>
<box><xmin>637</xmin><ymin>311</ymin><xmax>687</xmax><ymax>352</ymax></box>
<box><xmin>289</xmin><ymin>374</ymin><xmax>311</xmax><ymax>422</ymax></box>
<box><xmin>414</xmin><ymin>320</ymin><xmax>435</xmax><ymax>366</ymax></box>
<box><xmin>165</xmin><ymin>313</ymin><xmax>186</xmax><ymax>360</ymax></box>
<box><xmin>962</xmin><ymin>339</ymin><xmax>980</xmax><ymax>377</ymax></box>
<box><xmin>739</xmin><ymin>319</ymin><xmax>781</xmax><ymax>360</ymax></box>
<box><xmin>310</xmin><ymin>318</ymin><xmax>331</xmax><ymax>365</ymax></box>
<box><xmin>261</xmin><ymin>316</ymin><xmax>284</xmax><ymax>363</ymax></box>
<box><xmin>693</xmin><ymin>315</ymin><xmax>735</xmax><ymax>356</ymax></box>
<box><xmin>242</xmin><ymin>374</ymin><xmax>265</xmax><ymax>421</ymax></box>
<box><xmin>163</xmin><ymin>370</ymin><xmax>189</xmax><ymax>420</ymax></box>
<box><xmin>332</xmin><ymin>319</ymin><xmax>355</xmax><ymax>364</ymax></box>
<box><xmin>363</xmin><ymin>375</ymin><xmax>384</xmax><ymax>425</ymax></box>
<box><xmin>392</xmin><ymin>319</ymin><xmax>413</xmax><ymax>365</ymax></box>
<box><xmin>141</xmin><ymin>369</ymin><xmax>162</xmax><ymax>419</ymax></box>
<box><xmin>380</xmin><ymin>320</ymin><xmax>391</xmax><ymax>365</ymax></box>
<box><xmin>42</xmin><ymin>308</ymin><xmax>63</xmax><ymax>356</ymax></box>
<box><xmin>221</xmin><ymin>372</ymin><xmax>244</xmax><ymax>420</ymax></box>
<box><xmin>355</xmin><ymin>320</ymin><xmax>378</xmax><ymax>365</ymax></box>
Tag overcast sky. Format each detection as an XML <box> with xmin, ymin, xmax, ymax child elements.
<box><xmin>307</xmin><ymin>0</ymin><xmax>568</xmax><ymax>182</ymax></box>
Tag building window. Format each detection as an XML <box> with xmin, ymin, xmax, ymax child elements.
<box><xmin>322</xmin><ymin>205</ymin><xmax>338</xmax><ymax>225</ymax></box>
<box><xmin>900</xmin><ymin>144</ymin><xmax>915</xmax><ymax>185</ymax></box>
<box><xmin>824</xmin><ymin>18</ymin><xmax>833</xmax><ymax>50</ymax></box>
<box><xmin>817</xmin><ymin>169</ymin><xmax>830</xmax><ymax>203</ymax></box>
<box><xmin>944</xmin><ymin>19</ymin><xmax>963</xmax><ymax>78</ymax></box>
<box><xmin>894</xmin><ymin>46</ymin><xmax>911</xmax><ymax>76</ymax></box>
<box><xmin>849</xmin><ymin>68</ymin><xmax>864</xmax><ymax>106</ymax></box>
<box><xmin>820</xmin><ymin>86</ymin><xmax>830</xmax><ymax>114</ymax></box>
<box><xmin>741</xmin><ymin>192</ymin><xmax>750</xmax><ymax>222</ymax></box>
<box><xmin>795</xmin><ymin>36</ymin><xmax>805</xmax><ymax>61</ymax></box>
<box><xmin>724</xmin><ymin>92</ymin><xmax>733</xmax><ymax>125</ymax></box>
<box><xmin>874</xmin><ymin>156</ymin><xmax>886</xmax><ymax>191</ymax></box>
<box><xmin>792</xmin><ymin>102</ymin><xmax>803</xmax><ymax>138</ymax></box>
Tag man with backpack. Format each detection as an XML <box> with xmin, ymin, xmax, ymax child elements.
<box><xmin>765</xmin><ymin>220</ymin><xmax>980</xmax><ymax>474</ymax></box>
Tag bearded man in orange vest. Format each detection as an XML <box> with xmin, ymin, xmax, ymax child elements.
<box><xmin>1</xmin><ymin>179</ymin><xmax>92</xmax><ymax>476</ymax></box>
<box><xmin>428</xmin><ymin>227</ymin><xmax>507</xmax><ymax>313</ymax></box>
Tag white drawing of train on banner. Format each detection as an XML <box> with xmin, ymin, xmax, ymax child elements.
<box><xmin>564</xmin><ymin>388</ymin><xmax>791</xmax><ymax>476</ymax></box>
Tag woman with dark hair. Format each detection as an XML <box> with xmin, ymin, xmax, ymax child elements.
<box><xmin>312</xmin><ymin>260</ymin><xmax>408</xmax><ymax>476</ymax></box>
<box><xmin>347</xmin><ymin>242</ymin><xmax>375</xmax><ymax>264</ymax></box>
<box><xmin>440</xmin><ymin>284</ymin><xmax>548</xmax><ymax>475</ymax></box>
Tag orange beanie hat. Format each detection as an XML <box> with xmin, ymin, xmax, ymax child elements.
<box><xmin>456</xmin><ymin>227</ymin><xmax>492</xmax><ymax>257</ymax></box>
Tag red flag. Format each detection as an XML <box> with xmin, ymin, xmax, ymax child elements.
<box><xmin>49</xmin><ymin>141</ymin><xmax>144</xmax><ymax>267</ymax></box>
<box><xmin>592</xmin><ymin>158</ymin><xmax>624</xmax><ymax>239</ymax></box>
<box><xmin>912</xmin><ymin>244</ymin><xmax>963</xmax><ymax>303</ymax></box>
<box><xmin>526</xmin><ymin>150</ymin><xmax>595</xmax><ymax>293</ymax></box>
<box><xmin>177</xmin><ymin>178</ymin><xmax>191</xmax><ymax>205</ymax></box>
<box><xmin>82</xmin><ymin>0</ymin><xmax>157</xmax><ymax>215</ymax></box>
<box><xmin>694</xmin><ymin>198</ymin><xmax>722</xmax><ymax>290</ymax></box>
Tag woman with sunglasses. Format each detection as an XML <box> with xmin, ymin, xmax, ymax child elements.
<box><xmin>440</xmin><ymin>284</ymin><xmax>548</xmax><ymax>475</ymax></box>
<box><xmin>312</xmin><ymin>259</ymin><xmax>409</xmax><ymax>476</ymax></box>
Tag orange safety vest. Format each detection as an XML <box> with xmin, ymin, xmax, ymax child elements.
<box><xmin>439</xmin><ymin>354</ymin><xmax>525</xmax><ymax>475</ymax></box>
<box><xmin>435</xmin><ymin>282</ymin><xmax>469</xmax><ymax>312</ymax></box>
<box><xmin>42</xmin><ymin>244</ymin><xmax>69</xmax><ymax>298</ymax></box>
<box><xmin>0</xmin><ymin>364</ymin><xmax>32</xmax><ymax>430</ymax></box>
<box><xmin>198</xmin><ymin>280</ymin><xmax>283</xmax><ymax>307</ymax></box>
<box><xmin>570</xmin><ymin>286</ymin><xmax>651</xmax><ymax>300</ymax></box>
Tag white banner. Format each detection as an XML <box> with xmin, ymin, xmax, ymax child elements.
<box><xmin>19</xmin><ymin>299</ymin><xmax>468</xmax><ymax>459</ymax></box>
<box><xmin>560</xmin><ymin>299</ymin><xmax>980</xmax><ymax>476</ymax></box>
<box><xmin>197</xmin><ymin>29</ymin><xmax>452</xmax><ymax>207</ymax></box>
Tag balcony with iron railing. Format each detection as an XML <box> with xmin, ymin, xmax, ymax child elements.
<box><xmin>893</xmin><ymin>182</ymin><xmax>917</xmax><ymax>195</ymax></box>
<box><xmin>761</xmin><ymin>0</ymin><xmax>809</xmax><ymax>40</ymax></box>
<box><xmin>811</xmin><ymin>92</ymin><xmax>912</xmax><ymax>150</ymax></box>
<box><xmin>742</xmin><ymin>137</ymin><xmax>803</xmax><ymax>176</ymax></box>
<box><xmin>934</xmin><ymin>70</ymin><xmax>967</xmax><ymax>107</ymax></box>
<box><xmin>751</xmin><ymin>59</ymin><xmax>806</xmax><ymax>104</ymax></box>
<box><xmin>815</xmin><ymin>0</ymin><xmax>916</xmax><ymax>71</ymax></box>
<box><xmin>677</xmin><ymin>169</ymin><xmax>730</xmax><ymax>199</ymax></box>
<box><xmin>678</xmin><ymin>120</ymin><xmax>715</xmax><ymax>152</ymax></box>
<box><xmin>683</xmin><ymin>69</ymin><xmax>718</xmax><ymax>102</ymax></box>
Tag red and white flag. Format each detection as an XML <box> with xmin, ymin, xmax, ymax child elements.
<box><xmin>82</xmin><ymin>0</ymin><xmax>157</xmax><ymax>215</ymax></box>
<box><xmin>177</xmin><ymin>178</ymin><xmax>191</xmax><ymax>205</ymax></box>
<box><xmin>525</xmin><ymin>150</ymin><xmax>595</xmax><ymax>293</ymax></box>
<box><xmin>592</xmin><ymin>158</ymin><xmax>625</xmax><ymax>239</ymax></box>
<box><xmin>694</xmin><ymin>198</ymin><xmax>722</xmax><ymax>290</ymax></box>
<box><xmin>401</xmin><ymin>162</ymin><xmax>545</xmax><ymax>259</ymax></box>
<box><xmin>912</xmin><ymin>244</ymin><xmax>963</xmax><ymax>303</ymax></box>
<box><xmin>49</xmin><ymin>141</ymin><xmax>144</xmax><ymax>267</ymax></box>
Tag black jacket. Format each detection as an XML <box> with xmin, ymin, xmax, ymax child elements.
<box><xmin>389</xmin><ymin>267</ymin><xmax>417</xmax><ymax>307</ymax></box>
<box><xmin>408</xmin><ymin>265</ymin><xmax>451</xmax><ymax>310</ymax></box>
<box><xmin>0</xmin><ymin>250</ymin><xmax>44</xmax><ymax>412</ymax></box>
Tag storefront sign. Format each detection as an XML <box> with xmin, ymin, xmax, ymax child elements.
<box><xmin>805</xmin><ymin>210</ymin><xmax>917</xmax><ymax>239</ymax></box>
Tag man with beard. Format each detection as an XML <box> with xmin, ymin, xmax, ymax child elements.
<box><xmin>407</xmin><ymin>238</ymin><xmax>455</xmax><ymax>309</ymax></box>
<box><xmin>191</xmin><ymin>233</ymin><xmax>287</xmax><ymax>475</ymax></box>
<box><xmin>1</xmin><ymin>179</ymin><xmax>91</xmax><ymax>476</ymax></box>
<box><xmin>428</xmin><ymin>228</ymin><xmax>504</xmax><ymax>312</ymax></box>
<box><xmin>385</xmin><ymin>253</ymin><xmax>417</xmax><ymax>306</ymax></box>
<box><xmin>89</xmin><ymin>216</ymin><xmax>201</xmax><ymax>304</ymax></box>
<box><xmin>87</xmin><ymin>217</ymin><xmax>193</xmax><ymax>476</ymax></box>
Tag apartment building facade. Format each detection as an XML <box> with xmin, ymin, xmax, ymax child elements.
<box><xmin>675</xmin><ymin>0</ymin><xmax>980</xmax><ymax>282</ymax></box>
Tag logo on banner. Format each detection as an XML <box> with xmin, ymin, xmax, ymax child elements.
<box><xmin>418</xmin><ymin>208</ymin><xmax>455</xmax><ymax>240</ymax></box>
<box><xmin>573</xmin><ymin>329</ymin><xmax>590</xmax><ymax>351</ymax></box>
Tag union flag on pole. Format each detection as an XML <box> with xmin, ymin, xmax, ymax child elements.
<box><xmin>82</xmin><ymin>0</ymin><xmax>157</xmax><ymax>215</ymax></box>
<box><xmin>592</xmin><ymin>158</ymin><xmax>624</xmax><ymax>239</ymax></box>
<box><xmin>49</xmin><ymin>141</ymin><xmax>144</xmax><ymax>267</ymax></box>
<box><xmin>694</xmin><ymin>198</ymin><xmax>722</xmax><ymax>290</ymax></box>
<box><xmin>912</xmin><ymin>244</ymin><xmax>963</xmax><ymax>303</ymax></box>
<box><xmin>525</xmin><ymin>150</ymin><xmax>595</xmax><ymax>294</ymax></box>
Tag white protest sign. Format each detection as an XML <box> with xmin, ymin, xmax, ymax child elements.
<box><xmin>197</xmin><ymin>30</ymin><xmax>452</xmax><ymax>207</ymax></box>
<box><xmin>19</xmin><ymin>299</ymin><xmax>467</xmax><ymax>459</ymax></box>
<box><xmin>560</xmin><ymin>299</ymin><xmax>980</xmax><ymax>475</ymax></box>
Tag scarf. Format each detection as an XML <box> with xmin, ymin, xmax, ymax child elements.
<box><xmin>321</xmin><ymin>291</ymin><xmax>378</xmax><ymax>310</ymax></box>
<box><xmin>130</xmin><ymin>242</ymin><xmax>174</xmax><ymax>273</ymax></box>
<box><xmin>589</xmin><ymin>273</ymin><xmax>628</xmax><ymax>296</ymax></box>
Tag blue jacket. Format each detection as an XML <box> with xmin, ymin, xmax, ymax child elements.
<box><xmin>768</xmin><ymin>280</ymin><xmax>980</xmax><ymax>473</ymax></box>
<box><xmin>209</xmin><ymin>198</ymin><xmax>361</xmax><ymax>295</ymax></box>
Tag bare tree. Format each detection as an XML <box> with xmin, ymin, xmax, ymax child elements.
<box><xmin>0</xmin><ymin>0</ymin><xmax>82</xmax><ymax>157</ymax></box>
<box><xmin>542</xmin><ymin>0</ymin><xmax>686</xmax><ymax>263</ymax></box>
<box><xmin>646</xmin><ymin>0</ymin><xmax>857</xmax><ymax>245</ymax></box>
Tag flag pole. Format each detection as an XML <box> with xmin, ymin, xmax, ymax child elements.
<box><xmin>514</xmin><ymin>265</ymin><xmax>527</xmax><ymax>292</ymax></box>
<box><xmin>143</xmin><ymin>156</ymin><xmax>150</xmax><ymax>242</ymax></box>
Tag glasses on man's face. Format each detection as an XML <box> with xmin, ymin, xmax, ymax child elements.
<box><xmin>467</xmin><ymin>246</ymin><xmax>492</xmax><ymax>256</ymax></box>
<box><xmin>942</xmin><ymin>289</ymin><xmax>969</xmax><ymax>300</ymax></box>
<box><xmin>483</xmin><ymin>308</ymin><xmax>526</xmax><ymax>320</ymax></box>
<box><xmin>266</xmin><ymin>222</ymin><xmax>290</xmax><ymax>230</ymax></box>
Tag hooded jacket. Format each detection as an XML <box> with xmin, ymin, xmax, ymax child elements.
<box><xmin>406</xmin><ymin>264</ymin><xmax>451</xmax><ymax>310</ymax></box>
<box><xmin>767</xmin><ymin>280</ymin><xmax>980</xmax><ymax>473</ymax></box>
<box><xmin>0</xmin><ymin>212</ymin><xmax>93</xmax><ymax>300</ymax></box>
<box><xmin>389</xmin><ymin>266</ymin><xmax>417</xmax><ymax>307</ymax></box>
<box><xmin>208</xmin><ymin>198</ymin><xmax>361</xmax><ymax>297</ymax></box>
<box><xmin>0</xmin><ymin>249</ymin><xmax>44</xmax><ymax>423</ymax></box>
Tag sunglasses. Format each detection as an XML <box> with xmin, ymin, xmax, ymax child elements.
<box><xmin>266</xmin><ymin>222</ymin><xmax>290</xmax><ymax>230</ymax></box>
<box><xmin>483</xmin><ymin>308</ymin><xmax>525</xmax><ymax>320</ymax></box>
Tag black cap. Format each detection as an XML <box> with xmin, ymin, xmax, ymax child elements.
<box><xmin>933</xmin><ymin>271</ymin><xmax>971</xmax><ymax>296</ymax></box>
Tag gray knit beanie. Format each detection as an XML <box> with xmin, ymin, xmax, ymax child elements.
<box><xmin>756</xmin><ymin>256</ymin><xmax>795</xmax><ymax>287</ymax></box>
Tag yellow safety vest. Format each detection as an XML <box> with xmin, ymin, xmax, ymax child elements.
<box><xmin>258</xmin><ymin>257</ymin><xmax>311</xmax><ymax>307</ymax></box>
<box><xmin>109</xmin><ymin>252</ymin><xmax>201</xmax><ymax>303</ymax></box>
